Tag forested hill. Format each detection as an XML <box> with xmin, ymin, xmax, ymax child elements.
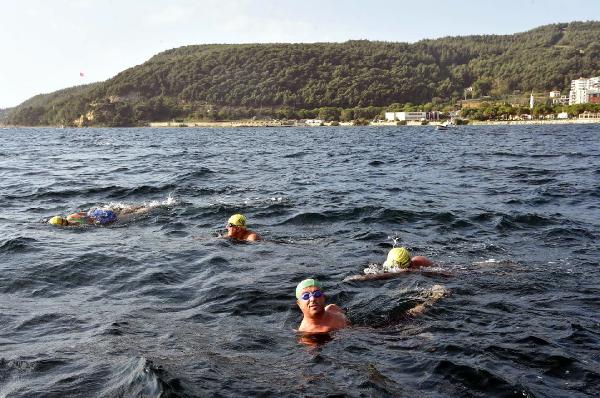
<box><xmin>7</xmin><ymin>21</ymin><xmax>600</xmax><ymax>126</ymax></box>
<box><xmin>0</xmin><ymin>108</ymin><xmax>12</xmax><ymax>124</ymax></box>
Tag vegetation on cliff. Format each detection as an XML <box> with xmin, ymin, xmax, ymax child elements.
<box><xmin>7</xmin><ymin>21</ymin><xmax>600</xmax><ymax>126</ymax></box>
<box><xmin>0</xmin><ymin>108</ymin><xmax>12</xmax><ymax>124</ymax></box>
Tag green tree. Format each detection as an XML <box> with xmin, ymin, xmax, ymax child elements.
<box><xmin>340</xmin><ymin>109</ymin><xmax>354</xmax><ymax>122</ymax></box>
<box><xmin>472</xmin><ymin>78</ymin><xmax>493</xmax><ymax>98</ymax></box>
<box><xmin>317</xmin><ymin>107</ymin><xmax>341</xmax><ymax>121</ymax></box>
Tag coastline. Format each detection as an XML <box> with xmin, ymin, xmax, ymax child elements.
<box><xmin>148</xmin><ymin>118</ymin><xmax>600</xmax><ymax>128</ymax></box>
<box><xmin>3</xmin><ymin>118</ymin><xmax>600</xmax><ymax>129</ymax></box>
<box><xmin>148</xmin><ymin>120</ymin><xmax>448</xmax><ymax>128</ymax></box>
<box><xmin>470</xmin><ymin>118</ymin><xmax>600</xmax><ymax>125</ymax></box>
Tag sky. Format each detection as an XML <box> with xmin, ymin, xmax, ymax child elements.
<box><xmin>1</xmin><ymin>0</ymin><xmax>599</xmax><ymax>108</ymax></box>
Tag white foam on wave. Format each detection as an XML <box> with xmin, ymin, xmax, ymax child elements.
<box><xmin>472</xmin><ymin>258</ymin><xmax>517</xmax><ymax>266</ymax></box>
<box><xmin>101</xmin><ymin>194</ymin><xmax>179</xmax><ymax>211</ymax></box>
<box><xmin>242</xmin><ymin>196</ymin><xmax>286</xmax><ymax>205</ymax></box>
<box><xmin>93</xmin><ymin>139</ymin><xmax>117</xmax><ymax>146</ymax></box>
<box><xmin>144</xmin><ymin>194</ymin><xmax>179</xmax><ymax>208</ymax></box>
<box><xmin>363</xmin><ymin>262</ymin><xmax>408</xmax><ymax>275</ymax></box>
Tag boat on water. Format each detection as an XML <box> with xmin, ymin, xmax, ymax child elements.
<box><xmin>436</xmin><ymin>119</ymin><xmax>458</xmax><ymax>131</ymax></box>
<box><xmin>436</xmin><ymin>122</ymin><xmax>450</xmax><ymax>131</ymax></box>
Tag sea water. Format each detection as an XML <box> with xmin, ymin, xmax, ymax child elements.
<box><xmin>0</xmin><ymin>125</ymin><xmax>598</xmax><ymax>396</ymax></box>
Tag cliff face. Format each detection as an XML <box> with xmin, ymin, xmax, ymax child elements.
<box><xmin>7</xmin><ymin>21</ymin><xmax>600</xmax><ymax>126</ymax></box>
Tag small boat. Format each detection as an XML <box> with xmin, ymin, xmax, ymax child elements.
<box><xmin>436</xmin><ymin>120</ymin><xmax>457</xmax><ymax>131</ymax></box>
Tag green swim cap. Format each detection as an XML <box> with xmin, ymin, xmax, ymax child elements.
<box><xmin>49</xmin><ymin>216</ymin><xmax>68</xmax><ymax>226</ymax></box>
<box><xmin>295</xmin><ymin>278</ymin><xmax>322</xmax><ymax>299</ymax></box>
<box><xmin>228</xmin><ymin>214</ymin><xmax>247</xmax><ymax>227</ymax></box>
<box><xmin>384</xmin><ymin>247</ymin><xmax>412</xmax><ymax>269</ymax></box>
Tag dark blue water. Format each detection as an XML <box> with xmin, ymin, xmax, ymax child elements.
<box><xmin>1</xmin><ymin>125</ymin><xmax>598</xmax><ymax>397</ymax></box>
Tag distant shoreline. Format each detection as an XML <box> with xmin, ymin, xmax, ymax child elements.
<box><xmin>2</xmin><ymin>118</ymin><xmax>600</xmax><ymax>129</ymax></box>
<box><xmin>470</xmin><ymin>118</ymin><xmax>600</xmax><ymax>125</ymax></box>
<box><xmin>148</xmin><ymin>118</ymin><xmax>600</xmax><ymax>128</ymax></box>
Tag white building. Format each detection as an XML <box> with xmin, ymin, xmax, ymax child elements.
<box><xmin>548</xmin><ymin>90</ymin><xmax>568</xmax><ymax>105</ymax></box>
<box><xmin>569</xmin><ymin>76</ymin><xmax>600</xmax><ymax>105</ymax></box>
<box><xmin>384</xmin><ymin>111</ymin><xmax>427</xmax><ymax>121</ymax></box>
<box><xmin>304</xmin><ymin>119</ymin><xmax>323</xmax><ymax>126</ymax></box>
<box><xmin>549</xmin><ymin>90</ymin><xmax>561</xmax><ymax>98</ymax></box>
<box><xmin>384</xmin><ymin>112</ymin><xmax>396</xmax><ymax>121</ymax></box>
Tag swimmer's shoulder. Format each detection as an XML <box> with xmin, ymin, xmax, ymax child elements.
<box><xmin>325</xmin><ymin>305</ymin><xmax>349</xmax><ymax>327</ymax></box>
<box><xmin>245</xmin><ymin>231</ymin><xmax>261</xmax><ymax>241</ymax></box>
<box><xmin>325</xmin><ymin>304</ymin><xmax>344</xmax><ymax>314</ymax></box>
<box><xmin>411</xmin><ymin>256</ymin><xmax>433</xmax><ymax>267</ymax></box>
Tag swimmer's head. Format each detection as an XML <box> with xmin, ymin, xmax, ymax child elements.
<box><xmin>295</xmin><ymin>278</ymin><xmax>322</xmax><ymax>299</ymax></box>
<box><xmin>227</xmin><ymin>214</ymin><xmax>247</xmax><ymax>228</ymax></box>
<box><xmin>383</xmin><ymin>247</ymin><xmax>412</xmax><ymax>269</ymax></box>
<box><xmin>48</xmin><ymin>216</ymin><xmax>68</xmax><ymax>226</ymax></box>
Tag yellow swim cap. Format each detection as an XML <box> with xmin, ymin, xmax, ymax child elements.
<box><xmin>384</xmin><ymin>247</ymin><xmax>412</xmax><ymax>269</ymax></box>
<box><xmin>49</xmin><ymin>216</ymin><xmax>68</xmax><ymax>226</ymax></box>
<box><xmin>227</xmin><ymin>214</ymin><xmax>247</xmax><ymax>227</ymax></box>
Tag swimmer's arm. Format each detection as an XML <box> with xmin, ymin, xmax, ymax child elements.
<box><xmin>410</xmin><ymin>256</ymin><xmax>433</xmax><ymax>267</ymax></box>
<box><xmin>406</xmin><ymin>298</ymin><xmax>438</xmax><ymax>317</ymax></box>
<box><xmin>343</xmin><ymin>270</ymin><xmax>451</xmax><ymax>283</ymax></box>
<box><xmin>118</xmin><ymin>206</ymin><xmax>151</xmax><ymax>217</ymax></box>
<box><xmin>419</xmin><ymin>270</ymin><xmax>454</xmax><ymax>277</ymax></box>
<box><xmin>409</xmin><ymin>257</ymin><xmax>453</xmax><ymax>277</ymax></box>
<box><xmin>343</xmin><ymin>272</ymin><xmax>405</xmax><ymax>282</ymax></box>
<box><xmin>132</xmin><ymin>206</ymin><xmax>151</xmax><ymax>215</ymax></box>
<box><xmin>405</xmin><ymin>303</ymin><xmax>428</xmax><ymax>317</ymax></box>
<box><xmin>406</xmin><ymin>285</ymin><xmax>447</xmax><ymax>317</ymax></box>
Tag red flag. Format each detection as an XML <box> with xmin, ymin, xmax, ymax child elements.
<box><xmin>79</xmin><ymin>72</ymin><xmax>84</xmax><ymax>77</ymax></box>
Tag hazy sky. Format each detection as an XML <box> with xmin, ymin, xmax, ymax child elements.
<box><xmin>1</xmin><ymin>0</ymin><xmax>599</xmax><ymax>108</ymax></box>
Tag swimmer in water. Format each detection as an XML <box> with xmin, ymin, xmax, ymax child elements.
<box><xmin>296</xmin><ymin>278</ymin><xmax>448</xmax><ymax>335</ymax></box>
<box><xmin>48</xmin><ymin>205</ymin><xmax>152</xmax><ymax>227</ymax></box>
<box><xmin>383</xmin><ymin>246</ymin><xmax>433</xmax><ymax>269</ymax></box>
<box><xmin>224</xmin><ymin>214</ymin><xmax>261</xmax><ymax>241</ymax></box>
<box><xmin>343</xmin><ymin>247</ymin><xmax>442</xmax><ymax>282</ymax></box>
<box><xmin>296</xmin><ymin>278</ymin><xmax>349</xmax><ymax>333</ymax></box>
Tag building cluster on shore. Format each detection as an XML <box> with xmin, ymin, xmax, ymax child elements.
<box><xmin>568</xmin><ymin>76</ymin><xmax>600</xmax><ymax>105</ymax></box>
<box><xmin>548</xmin><ymin>75</ymin><xmax>600</xmax><ymax>105</ymax></box>
<box><xmin>383</xmin><ymin>111</ymin><xmax>441</xmax><ymax>122</ymax></box>
<box><xmin>536</xmin><ymin>75</ymin><xmax>600</xmax><ymax>108</ymax></box>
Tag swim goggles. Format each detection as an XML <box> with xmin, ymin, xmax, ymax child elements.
<box><xmin>300</xmin><ymin>290</ymin><xmax>324</xmax><ymax>300</ymax></box>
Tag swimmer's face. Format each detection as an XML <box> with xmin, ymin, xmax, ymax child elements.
<box><xmin>226</xmin><ymin>223</ymin><xmax>244</xmax><ymax>231</ymax></box>
<box><xmin>226</xmin><ymin>223</ymin><xmax>246</xmax><ymax>238</ymax></box>
<box><xmin>297</xmin><ymin>286</ymin><xmax>325</xmax><ymax>315</ymax></box>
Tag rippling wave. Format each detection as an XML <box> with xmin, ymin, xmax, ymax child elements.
<box><xmin>1</xmin><ymin>126</ymin><xmax>599</xmax><ymax>397</ymax></box>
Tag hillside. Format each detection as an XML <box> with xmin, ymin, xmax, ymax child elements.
<box><xmin>0</xmin><ymin>108</ymin><xmax>12</xmax><ymax>124</ymax></box>
<box><xmin>7</xmin><ymin>21</ymin><xmax>600</xmax><ymax>126</ymax></box>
